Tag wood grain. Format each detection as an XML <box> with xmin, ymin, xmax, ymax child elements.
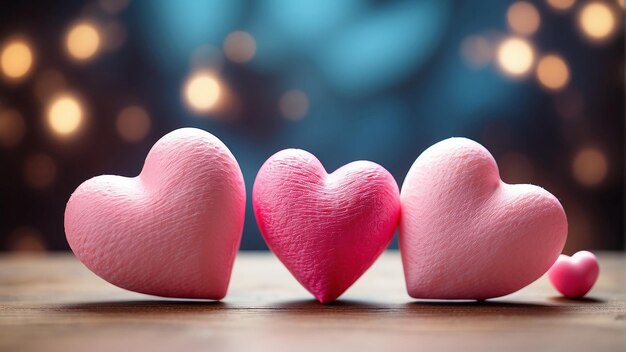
<box><xmin>0</xmin><ymin>252</ymin><xmax>624</xmax><ymax>352</ymax></box>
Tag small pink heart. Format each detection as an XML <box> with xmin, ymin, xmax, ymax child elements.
<box><xmin>65</xmin><ymin>128</ymin><xmax>246</xmax><ymax>299</ymax></box>
<box><xmin>400</xmin><ymin>138</ymin><xmax>568</xmax><ymax>299</ymax></box>
<box><xmin>548</xmin><ymin>251</ymin><xmax>599</xmax><ymax>298</ymax></box>
<box><xmin>253</xmin><ymin>149</ymin><xmax>400</xmax><ymax>303</ymax></box>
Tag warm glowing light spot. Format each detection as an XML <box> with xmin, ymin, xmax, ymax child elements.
<box><xmin>547</xmin><ymin>0</ymin><xmax>576</xmax><ymax>11</ymax></box>
<box><xmin>7</xmin><ymin>227</ymin><xmax>46</xmax><ymax>253</ymax></box>
<box><xmin>66</xmin><ymin>23</ymin><xmax>101</xmax><ymax>60</ymax></box>
<box><xmin>536</xmin><ymin>54</ymin><xmax>570</xmax><ymax>90</ymax></box>
<box><xmin>460</xmin><ymin>35</ymin><xmax>492</xmax><ymax>69</ymax></box>
<box><xmin>183</xmin><ymin>72</ymin><xmax>221</xmax><ymax>112</ymax></box>
<box><xmin>619</xmin><ymin>0</ymin><xmax>625</xmax><ymax>8</ymax></box>
<box><xmin>223</xmin><ymin>31</ymin><xmax>256</xmax><ymax>63</ymax></box>
<box><xmin>279</xmin><ymin>90</ymin><xmax>309</xmax><ymax>120</ymax></box>
<box><xmin>578</xmin><ymin>3</ymin><xmax>616</xmax><ymax>40</ymax></box>
<box><xmin>507</xmin><ymin>2</ymin><xmax>541</xmax><ymax>35</ymax></box>
<box><xmin>23</xmin><ymin>153</ymin><xmax>57</xmax><ymax>189</ymax></box>
<box><xmin>117</xmin><ymin>105</ymin><xmax>151</xmax><ymax>142</ymax></box>
<box><xmin>496</xmin><ymin>37</ymin><xmax>534</xmax><ymax>77</ymax></box>
<box><xmin>0</xmin><ymin>109</ymin><xmax>26</xmax><ymax>147</ymax></box>
<box><xmin>1</xmin><ymin>40</ymin><xmax>33</xmax><ymax>79</ymax></box>
<box><xmin>572</xmin><ymin>148</ymin><xmax>608</xmax><ymax>186</ymax></box>
<box><xmin>47</xmin><ymin>94</ymin><xmax>83</xmax><ymax>136</ymax></box>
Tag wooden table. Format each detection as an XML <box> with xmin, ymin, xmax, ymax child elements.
<box><xmin>0</xmin><ymin>252</ymin><xmax>624</xmax><ymax>351</ymax></box>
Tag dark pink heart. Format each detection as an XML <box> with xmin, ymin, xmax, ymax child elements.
<box><xmin>548</xmin><ymin>251</ymin><xmax>599</xmax><ymax>298</ymax></box>
<box><xmin>253</xmin><ymin>149</ymin><xmax>400</xmax><ymax>303</ymax></box>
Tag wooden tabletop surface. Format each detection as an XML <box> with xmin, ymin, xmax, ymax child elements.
<box><xmin>0</xmin><ymin>251</ymin><xmax>624</xmax><ymax>352</ymax></box>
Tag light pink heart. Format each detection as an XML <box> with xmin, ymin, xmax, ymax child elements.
<box><xmin>65</xmin><ymin>128</ymin><xmax>246</xmax><ymax>299</ymax></box>
<box><xmin>253</xmin><ymin>149</ymin><xmax>400</xmax><ymax>303</ymax></box>
<box><xmin>548</xmin><ymin>251</ymin><xmax>599</xmax><ymax>298</ymax></box>
<box><xmin>400</xmin><ymin>137</ymin><xmax>568</xmax><ymax>300</ymax></box>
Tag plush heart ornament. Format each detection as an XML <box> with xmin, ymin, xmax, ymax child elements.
<box><xmin>65</xmin><ymin>128</ymin><xmax>245</xmax><ymax>299</ymax></box>
<box><xmin>253</xmin><ymin>149</ymin><xmax>400</xmax><ymax>303</ymax></box>
<box><xmin>400</xmin><ymin>138</ymin><xmax>568</xmax><ymax>300</ymax></box>
<box><xmin>548</xmin><ymin>251</ymin><xmax>599</xmax><ymax>298</ymax></box>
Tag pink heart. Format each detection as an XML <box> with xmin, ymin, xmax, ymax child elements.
<box><xmin>64</xmin><ymin>128</ymin><xmax>246</xmax><ymax>299</ymax></box>
<box><xmin>400</xmin><ymin>138</ymin><xmax>568</xmax><ymax>299</ymax></box>
<box><xmin>253</xmin><ymin>149</ymin><xmax>400</xmax><ymax>303</ymax></box>
<box><xmin>548</xmin><ymin>251</ymin><xmax>599</xmax><ymax>298</ymax></box>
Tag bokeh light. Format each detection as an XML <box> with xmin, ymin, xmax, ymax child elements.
<box><xmin>116</xmin><ymin>105</ymin><xmax>151</xmax><ymax>142</ymax></box>
<box><xmin>46</xmin><ymin>94</ymin><xmax>84</xmax><ymax>137</ymax></box>
<box><xmin>578</xmin><ymin>2</ymin><xmax>616</xmax><ymax>41</ymax></box>
<box><xmin>183</xmin><ymin>72</ymin><xmax>222</xmax><ymax>113</ymax></box>
<box><xmin>23</xmin><ymin>153</ymin><xmax>57</xmax><ymax>189</ymax></box>
<box><xmin>6</xmin><ymin>227</ymin><xmax>46</xmax><ymax>253</ymax></box>
<box><xmin>572</xmin><ymin>147</ymin><xmax>608</xmax><ymax>186</ymax></box>
<box><xmin>279</xmin><ymin>90</ymin><xmax>309</xmax><ymax>120</ymax></box>
<box><xmin>507</xmin><ymin>2</ymin><xmax>541</xmax><ymax>36</ymax></box>
<box><xmin>66</xmin><ymin>22</ymin><xmax>101</xmax><ymax>60</ymax></box>
<box><xmin>0</xmin><ymin>109</ymin><xmax>26</xmax><ymax>148</ymax></box>
<box><xmin>496</xmin><ymin>37</ymin><xmax>534</xmax><ymax>77</ymax></box>
<box><xmin>546</xmin><ymin>0</ymin><xmax>576</xmax><ymax>11</ymax></box>
<box><xmin>224</xmin><ymin>31</ymin><xmax>256</xmax><ymax>63</ymax></box>
<box><xmin>536</xmin><ymin>54</ymin><xmax>570</xmax><ymax>90</ymax></box>
<box><xmin>619</xmin><ymin>0</ymin><xmax>624</xmax><ymax>9</ymax></box>
<box><xmin>0</xmin><ymin>39</ymin><xmax>33</xmax><ymax>80</ymax></box>
<box><xmin>460</xmin><ymin>35</ymin><xmax>492</xmax><ymax>69</ymax></box>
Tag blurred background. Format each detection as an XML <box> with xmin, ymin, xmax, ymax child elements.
<box><xmin>0</xmin><ymin>0</ymin><xmax>623</xmax><ymax>253</ymax></box>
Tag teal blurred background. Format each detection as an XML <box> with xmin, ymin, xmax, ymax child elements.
<box><xmin>0</xmin><ymin>0</ymin><xmax>623</xmax><ymax>252</ymax></box>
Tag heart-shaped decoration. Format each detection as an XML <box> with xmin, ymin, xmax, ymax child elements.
<box><xmin>253</xmin><ymin>149</ymin><xmax>400</xmax><ymax>303</ymax></box>
<box><xmin>65</xmin><ymin>128</ymin><xmax>245</xmax><ymax>299</ymax></box>
<box><xmin>400</xmin><ymin>138</ymin><xmax>567</xmax><ymax>299</ymax></box>
<box><xmin>548</xmin><ymin>251</ymin><xmax>599</xmax><ymax>298</ymax></box>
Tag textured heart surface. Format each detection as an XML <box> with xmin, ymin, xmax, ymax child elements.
<box><xmin>253</xmin><ymin>149</ymin><xmax>400</xmax><ymax>303</ymax></box>
<box><xmin>65</xmin><ymin>128</ymin><xmax>245</xmax><ymax>299</ymax></box>
<box><xmin>548</xmin><ymin>251</ymin><xmax>599</xmax><ymax>298</ymax></box>
<box><xmin>400</xmin><ymin>138</ymin><xmax>568</xmax><ymax>300</ymax></box>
